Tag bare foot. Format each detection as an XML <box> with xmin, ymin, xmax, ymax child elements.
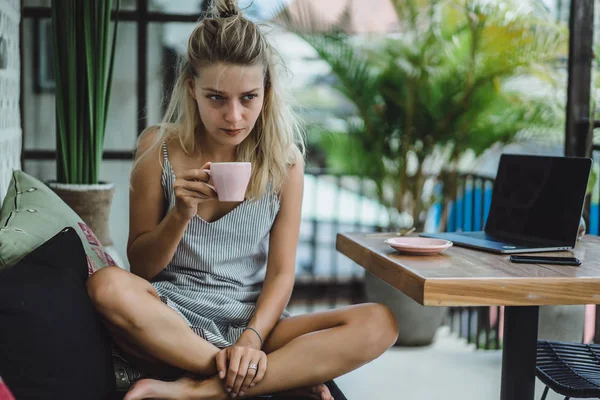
<box><xmin>275</xmin><ymin>383</ymin><xmax>333</xmax><ymax>400</ymax></box>
<box><xmin>123</xmin><ymin>376</ymin><xmax>198</xmax><ymax>400</ymax></box>
<box><xmin>311</xmin><ymin>383</ymin><xmax>334</xmax><ymax>400</ymax></box>
<box><xmin>123</xmin><ymin>377</ymin><xmax>332</xmax><ymax>400</ymax></box>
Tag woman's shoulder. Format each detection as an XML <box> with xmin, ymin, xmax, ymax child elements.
<box><xmin>287</xmin><ymin>144</ymin><xmax>305</xmax><ymax>168</ymax></box>
<box><xmin>283</xmin><ymin>153</ymin><xmax>304</xmax><ymax>189</ymax></box>
<box><xmin>136</xmin><ymin>124</ymin><xmax>188</xmax><ymax>163</ymax></box>
<box><xmin>282</xmin><ymin>146</ymin><xmax>305</xmax><ymax>184</ymax></box>
<box><xmin>136</xmin><ymin>124</ymin><xmax>179</xmax><ymax>151</ymax></box>
<box><xmin>266</xmin><ymin>150</ymin><xmax>304</xmax><ymax>198</ymax></box>
<box><xmin>130</xmin><ymin>127</ymin><xmax>168</xmax><ymax>189</ymax></box>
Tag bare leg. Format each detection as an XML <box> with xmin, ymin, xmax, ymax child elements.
<box><xmin>124</xmin><ymin>303</ymin><xmax>399</xmax><ymax>399</ymax></box>
<box><xmin>90</xmin><ymin>267</ymin><xmax>330</xmax><ymax>398</ymax></box>
<box><xmin>87</xmin><ymin>267</ymin><xmax>220</xmax><ymax>375</ymax></box>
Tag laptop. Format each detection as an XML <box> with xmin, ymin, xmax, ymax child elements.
<box><xmin>420</xmin><ymin>154</ymin><xmax>592</xmax><ymax>254</ymax></box>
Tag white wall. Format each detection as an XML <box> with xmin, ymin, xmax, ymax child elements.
<box><xmin>0</xmin><ymin>0</ymin><xmax>22</xmax><ymax>203</ymax></box>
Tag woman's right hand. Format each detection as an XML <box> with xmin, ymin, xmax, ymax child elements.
<box><xmin>172</xmin><ymin>162</ymin><xmax>217</xmax><ymax>221</ymax></box>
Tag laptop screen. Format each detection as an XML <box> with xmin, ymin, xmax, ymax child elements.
<box><xmin>485</xmin><ymin>154</ymin><xmax>592</xmax><ymax>246</ymax></box>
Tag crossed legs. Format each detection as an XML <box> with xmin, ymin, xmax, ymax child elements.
<box><xmin>87</xmin><ymin>267</ymin><xmax>399</xmax><ymax>399</ymax></box>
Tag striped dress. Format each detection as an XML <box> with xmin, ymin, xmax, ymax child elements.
<box><xmin>151</xmin><ymin>142</ymin><xmax>284</xmax><ymax>348</ymax></box>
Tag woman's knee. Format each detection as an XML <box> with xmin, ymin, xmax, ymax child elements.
<box><xmin>352</xmin><ymin>303</ymin><xmax>399</xmax><ymax>356</ymax></box>
<box><xmin>87</xmin><ymin>266</ymin><xmax>136</xmax><ymax>313</ymax></box>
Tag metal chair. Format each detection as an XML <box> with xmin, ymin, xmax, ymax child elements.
<box><xmin>536</xmin><ymin>340</ymin><xmax>600</xmax><ymax>399</ymax></box>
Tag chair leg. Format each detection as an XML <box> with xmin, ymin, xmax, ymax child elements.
<box><xmin>540</xmin><ymin>386</ymin><xmax>549</xmax><ymax>400</ymax></box>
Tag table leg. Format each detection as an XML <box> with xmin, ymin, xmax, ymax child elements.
<box><xmin>500</xmin><ymin>306</ymin><xmax>539</xmax><ymax>400</ymax></box>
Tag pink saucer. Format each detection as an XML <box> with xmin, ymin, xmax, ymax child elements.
<box><xmin>384</xmin><ymin>237</ymin><xmax>453</xmax><ymax>255</ymax></box>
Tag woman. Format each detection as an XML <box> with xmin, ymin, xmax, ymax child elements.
<box><xmin>87</xmin><ymin>1</ymin><xmax>399</xmax><ymax>399</ymax></box>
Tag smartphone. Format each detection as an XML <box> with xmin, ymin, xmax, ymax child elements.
<box><xmin>509</xmin><ymin>255</ymin><xmax>581</xmax><ymax>266</ymax></box>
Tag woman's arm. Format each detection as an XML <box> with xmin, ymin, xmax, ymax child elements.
<box><xmin>236</xmin><ymin>158</ymin><xmax>305</xmax><ymax>349</ymax></box>
<box><xmin>127</xmin><ymin>128</ymin><xmax>197</xmax><ymax>281</ymax></box>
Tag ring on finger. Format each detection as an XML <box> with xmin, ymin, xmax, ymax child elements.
<box><xmin>248</xmin><ymin>363</ymin><xmax>258</xmax><ymax>371</ymax></box>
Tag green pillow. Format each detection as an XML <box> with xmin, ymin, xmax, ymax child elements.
<box><xmin>0</xmin><ymin>170</ymin><xmax>118</xmax><ymax>272</ymax></box>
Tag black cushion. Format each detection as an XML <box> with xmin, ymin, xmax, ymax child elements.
<box><xmin>0</xmin><ymin>227</ymin><xmax>115</xmax><ymax>400</ymax></box>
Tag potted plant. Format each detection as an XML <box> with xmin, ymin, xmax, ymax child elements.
<box><xmin>280</xmin><ymin>0</ymin><xmax>566</xmax><ymax>345</ymax></box>
<box><xmin>282</xmin><ymin>0</ymin><xmax>566</xmax><ymax>231</ymax></box>
<box><xmin>49</xmin><ymin>0</ymin><xmax>120</xmax><ymax>252</ymax></box>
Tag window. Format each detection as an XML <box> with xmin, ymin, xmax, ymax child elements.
<box><xmin>34</xmin><ymin>19</ymin><xmax>54</xmax><ymax>92</ymax></box>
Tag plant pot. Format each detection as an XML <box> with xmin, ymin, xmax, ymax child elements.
<box><xmin>47</xmin><ymin>182</ymin><xmax>125</xmax><ymax>268</ymax></box>
<box><xmin>47</xmin><ymin>182</ymin><xmax>125</xmax><ymax>269</ymax></box>
<box><xmin>364</xmin><ymin>271</ymin><xmax>447</xmax><ymax>346</ymax></box>
<box><xmin>538</xmin><ymin>305</ymin><xmax>586</xmax><ymax>343</ymax></box>
<box><xmin>48</xmin><ymin>182</ymin><xmax>115</xmax><ymax>246</ymax></box>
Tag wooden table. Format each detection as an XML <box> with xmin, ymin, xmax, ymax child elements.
<box><xmin>336</xmin><ymin>232</ymin><xmax>600</xmax><ymax>400</ymax></box>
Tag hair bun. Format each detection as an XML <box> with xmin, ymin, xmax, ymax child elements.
<box><xmin>216</xmin><ymin>0</ymin><xmax>240</xmax><ymax>18</ymax></box>
<box><xmin>220</xmin><ymin>10</ymin><xmax>238</xmax><ymax>18</ymax></box>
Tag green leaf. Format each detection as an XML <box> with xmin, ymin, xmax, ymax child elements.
<box><xmin>51</xmin><ymin>0</ymin><xmax>118</xmax><ymax>184</ymax></box>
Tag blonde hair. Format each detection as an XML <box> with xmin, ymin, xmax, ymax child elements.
<box><xmin>133</xmin><ymin>0</ymin><xmax>305</xmax><ymax>199</ymax></box>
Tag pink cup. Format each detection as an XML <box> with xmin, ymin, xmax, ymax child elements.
<box><xmin>209</xmin><ymin>162</ymin><xmax>252</xmax><ymax>202</ymax></box>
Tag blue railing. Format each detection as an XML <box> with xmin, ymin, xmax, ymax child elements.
<box><xmin>445</xmin><ymin>180</ymin><xmax>493</xmax><ymax>233</ymax></box>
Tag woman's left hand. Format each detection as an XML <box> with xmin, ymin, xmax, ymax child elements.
<box><xmin>216</xmin><ymin>344</ymin><xmax>267</xmax><ymax>397</ymax></box>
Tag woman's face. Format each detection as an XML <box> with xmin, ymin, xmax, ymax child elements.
<box><xmin>188</xmin><ymin>63</ymin><xmax>265</xmax><ymax>149</ymax></box>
